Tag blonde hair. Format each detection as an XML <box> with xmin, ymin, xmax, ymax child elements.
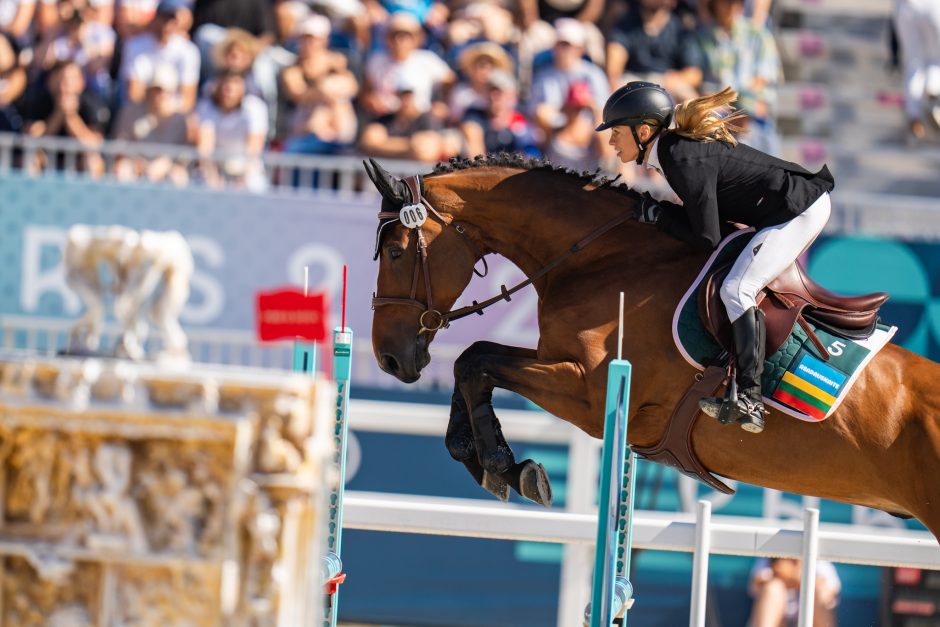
<box><xmin>670</xmin><ymin>87</ymin><xmax>748</xmax><ymax>145</ymax></box>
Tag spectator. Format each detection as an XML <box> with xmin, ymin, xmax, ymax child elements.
<box><xmin>359</xmin><ymin>73</ymin><xmax>457</xmax><ymax>161</ymax></box>
<box><xmin>461</xmin><ymin>69</ymin><xmax>539</xmax><ymax>157</ymax></box>
<box><xmin>201</xmin><ymin>28</ymin><xmax>263</xmax><ymax>100</ymax></box>
<box><xmin>281</xmin><ymin>14</ymin><xmax>358</xmax><ymax>154</ymax></box>
<box><xmin>364</xmin><ymin>0</ymin><xmax>450</xmax><ymax>30</ymax></box>
<box><xmin>605</xmin><ymin>0</ymin><xmax>704</xmax><ymax>101</ymax></box>
<box><xmin>449</xmin><ymin>40</ymin><xmax>514</xmax><ymax>122</ymax></box>
<box><xmin>522</xmin><ymin>0</ymin><xmax>607</xmax><ymax>24</ymax></box>
<box><xmin>542</xmin><ymin>79</ymin><xmax>603</xmax><ymax>170</ymax></box>
<box><xmin>121</xmin><ymin>0</ymin><xmax>200</xmax><ymax>112</ymax></box>
<box><xmin>0</xmin><ymin>32</ymin><xmax>25</xmax><ymax>131</ymax></box>
<box><xmin>894</xmin><ymin>0</ymin><xmax>940</xmax><ymax>140</ymax></box>
<box><xmin>0</xmin><ymin>0</ymin><xmax>36</xmax><ymax>42</ymax></box>
<box><xmin>748</xmin><ymin>558</ymin><xmax>840</xmax><ymax>627</ymax></box>
<box><xmin>699</xmin><ymin>0</ymin><xmax>782</xmax><ymax>154</ymax></box>
<box><xmin>116</xmin><ymin>0</ymin><xmax>158</xmax><ymax>40</ymax></box>
<box><xmin>25</xmin><ymin>60</ymin><xmax>109</xmax><ymax>177</ymax></box>
<box><xmin>191</xmin><ymin>0</ymin><xmax>276</xmax><ymax>40</ymax></box>
<box><xmin>361</xmin><ymin>11</ymin><xmax>455</xmax><ymax>119</ymax></box>
<box><xmin>112</xmin><ymin>64</ymin><xmax>192</xmax><ymax>185</ymax></box>
<box><xmin>34</xmin><ymin>1</ymin><xmax>117</xmax><ymax>97</ymax></box>
<box><xmin>194</xmin><ymin>68</ymin><xmax>268</xmax><ymax>189</ymax></box>
<box><xmin>528</xmin><ymin>18</ymin><xmax>608</xmax><ymax>135</ymax></box>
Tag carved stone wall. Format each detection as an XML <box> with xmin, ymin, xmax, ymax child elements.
<box><xmin>0</xmin><ymin>354</ymin><xmax>334</xmax><ymax>626</ymax></box>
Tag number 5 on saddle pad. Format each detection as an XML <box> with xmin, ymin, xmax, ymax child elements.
<box><xmin>673</xmin><ymin>231</ymin><xmax>898</xmax><ymax>423</ymax></box>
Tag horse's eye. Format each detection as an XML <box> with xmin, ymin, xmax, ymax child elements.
<box><xmin>389</xmin><ymin>247</ymin><xmax>403</xmax><ymax>260</ymax></box>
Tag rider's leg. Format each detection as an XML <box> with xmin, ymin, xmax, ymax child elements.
<box><xmin>704</xmin><ymin>193</ymin><xmax>832</xmax><ymax>431</ymax></box>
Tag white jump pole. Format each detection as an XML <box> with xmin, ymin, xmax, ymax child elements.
<box><xmin>798</xmin><ymin>507</ymin><xmax>820</xmax><ymax>627</ymax></box>
<box><xmin>689</xmin><ymin>500</ymin><xmax>712</xmax><ymax>627</ymax></box>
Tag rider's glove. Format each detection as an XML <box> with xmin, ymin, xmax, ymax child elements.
<box><xmin>635</xmin><ymin>193</ymin><xmax>662</xmax><ymax>224</ymax></box>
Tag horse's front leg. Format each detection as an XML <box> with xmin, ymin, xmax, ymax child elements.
<box><xmin>446</xmin><ymin>384</ymin><xmax>551</xmax><ymax>505</ymax></box>
<box><xmin>450</xmin><ymin>341</ymin><xmax>591</xmax><ymax>507</ymax></box>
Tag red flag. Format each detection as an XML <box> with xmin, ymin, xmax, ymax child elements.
<box><xmin>255</xmin><ymin>287</ymin><xmax>329</xmax><ymax>342</ymax></box>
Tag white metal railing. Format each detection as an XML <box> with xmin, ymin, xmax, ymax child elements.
<box><xmin>0</xmin><ymin>314</ymin><xmax>468</xmax><ymax>391</ymax></box>
<box><xmin>0</xmin><ymin>132</ymin><xmax>427</xmax><ymax>197</ymax></box>
<box><xmin>343</xmin><ymin>491</ymin><xmax>940</xmax><ymax>627</ymax></box>
<box><xmin>342</xmin><ymin>493</ymin><xmax>940</xmax><ymax>570</ymax></box>
<box><xmin>347</xmin><ymin>397</ymin><xmax>940</xmax><ymax>627</ymax></box>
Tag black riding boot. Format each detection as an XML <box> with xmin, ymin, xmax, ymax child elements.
<box><xmin>699</xmin><ymin>307</ymin><xmax>768</xmax><ymax>433</ymax></box>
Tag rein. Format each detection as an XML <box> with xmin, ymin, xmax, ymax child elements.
<box><xmin>371</xmin><ymin>174</ymin><xmax>635</xmax><ymax>334</ymax></box>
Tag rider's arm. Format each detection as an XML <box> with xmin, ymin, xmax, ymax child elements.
<box><xmin>655</xmin><ymin>158</ymin><xmax>722</xmax><ymax>251</ymax></box>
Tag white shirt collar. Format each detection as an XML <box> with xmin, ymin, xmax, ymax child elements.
<box><xmin>645</xmin><ymin>135</ymin><xmax>662</xmax><ymax>172</ymax></box>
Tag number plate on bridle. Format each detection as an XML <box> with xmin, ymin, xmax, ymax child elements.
<box><xmin>399</xmin><ymin>203</ymin><xmax>427</xmax><ymax>229</ymax></box>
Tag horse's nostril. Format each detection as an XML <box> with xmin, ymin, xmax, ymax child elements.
<box><xmin>380</xmin><ymin>354</ymin><xmax>400</xmax><ymax>375</ymax></box>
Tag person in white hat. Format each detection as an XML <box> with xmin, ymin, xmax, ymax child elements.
<box><xmin>528</xmin><ymin>17</ymin><xmax>608</xmax><ymax>135</ymax></box>
<box><xmin>362</xmin><ymin>11</ymin><xmax>455</xmax><ymax>118</ymax></box>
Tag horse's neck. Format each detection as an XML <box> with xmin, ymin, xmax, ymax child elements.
<box><xmin>429</xmin><ymin>168</ymin><xmax>695</xmax><ymax>290</ymax></box>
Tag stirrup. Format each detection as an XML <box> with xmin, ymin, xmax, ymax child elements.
<box><xmin>698</xmin><ymin>396</ymin><xmax>723</xmax><ymax>420</ymax></box>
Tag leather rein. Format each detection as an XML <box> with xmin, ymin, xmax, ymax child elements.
<box><xmin>370</xmin><ymin>174</ymin><xmax>636</xmax><ymax>335</ymax></box>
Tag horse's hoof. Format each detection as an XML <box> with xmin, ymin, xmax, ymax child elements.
<box><xmin>445</xmin><ymin>433</ymin><xmax>475</xmax><ymax>462</ymax></box>
<box><xmin>481</xmin><ymin>446</ymin><xmax>514</xmax><ymax>475</ymax></box>
<box><xmin>481</xmin><ymin>471</ymin><xmax>510</xmax><ymax>502</ymax></box>
<box><xmin>519</xmin><ymin>461</ymin><xmax>553</xmax><ymax>508</ymax></box>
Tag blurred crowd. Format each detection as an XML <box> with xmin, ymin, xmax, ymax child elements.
<box><xmin>0</xmin><ymin>0</ymin><xmax>784</xmax><ymax>189</ymax></box>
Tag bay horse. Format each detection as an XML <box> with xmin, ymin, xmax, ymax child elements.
<box><xmin>366</xmin><ymin>155</ymin><xmax>940</xmax><ymax>541</ymax></box>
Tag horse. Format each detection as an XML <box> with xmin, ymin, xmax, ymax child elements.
<box><xmin>365</xmin><ymin>155</ymin><xmax>940</xmax><ymax>541</ymax></box>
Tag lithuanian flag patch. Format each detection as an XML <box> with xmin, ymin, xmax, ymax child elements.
<box><xmin>772</xmin><ymin>354</ymin><xmax>845</xmax><ymax>420</ymax></box>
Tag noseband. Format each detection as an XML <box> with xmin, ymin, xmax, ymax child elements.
<box><xmin>371</xmin><ymin>173</ymin><xmax>639</xmax><ymax>336</ymax></box>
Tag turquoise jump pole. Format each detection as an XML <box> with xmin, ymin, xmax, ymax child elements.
<box><xmin>324</xmin><ymin>325</ymin><xmax>353</xmax><ymax>627</ymax></box>
<box><xmin>587</xmin><ymin>292</ymin><xmax>635</xmax><ymax>627</ymax></box>
<box><xmin>588</xmin><ymin>358</ymin><xmax>633</xmax><ymax>627</ymax></box>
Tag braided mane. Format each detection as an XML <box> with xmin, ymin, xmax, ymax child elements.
<box><xmin>430</xmin><ymin>153</ymin><xmax>643</xmax><ymax>201</ymax></box>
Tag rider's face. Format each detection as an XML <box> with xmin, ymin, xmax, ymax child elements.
<box><xmin>609</xmin><ymin>124</ymin><xmax>653</xmax><ymax>163</ymax></box>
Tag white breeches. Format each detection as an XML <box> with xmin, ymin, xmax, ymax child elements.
<box><xmin>720</xmin><ymin>193</ymin><xmax>832</xmax><ymax>322</ymax></box>
<box><xmin>895</xmin><ymin>0</ymin><xmax>940</xmax><ymax>120</ymax></box>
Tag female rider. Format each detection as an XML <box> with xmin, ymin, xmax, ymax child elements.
<box><xmin>596</xmin><ymin>81</ymin><xmax>833</xmax><ymax>433</ymax></box>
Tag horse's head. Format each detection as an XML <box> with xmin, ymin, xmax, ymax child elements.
<box><xmin>365</xmin><ymin>159</ymin><xmax>479</xmax><ymax>383</ymax></box>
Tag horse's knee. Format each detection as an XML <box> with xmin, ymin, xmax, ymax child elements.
<box><xmin>454</xmin><ymin>341</ymin><xmax>501</xmax><ymax>382</ymax></box>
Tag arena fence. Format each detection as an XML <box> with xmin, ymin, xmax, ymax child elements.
<box><xmin>0</xmin><ymin>131</ymin><xmax>427</xmax><ymax>198</ymax></box>
<box><xmin>4</xmin><ymin>132</ymin><xmax>940</xmax><ymax>241</ymax></box>
<box><xmin>0</xmin><ymin>314</ymin><xmax>465</xmax><ymax>390</ymax></box>
<box><xmin>347</xmin><ymin>398</ymin><xmax>940</xmax><ymax>627</ymax></box>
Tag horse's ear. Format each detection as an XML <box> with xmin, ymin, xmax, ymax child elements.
<box><xmin>363</xmin><ymin>159</ymin><xmax>378</xmax><ymax>187</ymax></box>
<box><xmin>366</xmin><ymin>158</ymin><xmax>410</xmax><ymax>205</ymax></box>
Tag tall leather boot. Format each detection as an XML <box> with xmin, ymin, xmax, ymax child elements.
<box><xmin>699</xmin><ymin>307</ymin><xmax>768</xmax><ymax>433</ymax></box>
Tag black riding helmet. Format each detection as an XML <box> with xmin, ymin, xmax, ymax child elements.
<box><xmin>596</xmin><ymin>81</ymin><xmax>675</xmax><ymax>165</ymax></box>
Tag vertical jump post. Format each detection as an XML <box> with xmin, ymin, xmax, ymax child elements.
<box><xmin>586</xmin><ymin>292</ymin><xmax>636</xmax><ymax>627</ymax></box>
<box><xmin>324</xmin><ymin>266</ymin><xmax>352</xmax><ymax>627</ymax></box>
<box><xmin>292</xmin><ymin>266</ymin><xmax>317</xmax><ymax>374</ymax></box>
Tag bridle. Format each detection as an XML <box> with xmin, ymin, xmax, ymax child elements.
<box><xmin>371</xmin><ymin>174</ymin><xmax>638</xmax><ymax>335</ymax></box>
<box><xmin>371</xmin><ymin>175</ymin><xmax>462</xmax><ymax>335</ymax></box>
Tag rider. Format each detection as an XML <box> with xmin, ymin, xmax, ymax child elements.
<box><xmin>596</xmin><ymin>82</ymin><xmax>833</xmax><ymax>433</ymax></box>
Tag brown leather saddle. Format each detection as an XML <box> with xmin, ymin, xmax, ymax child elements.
<box><xmin>699</xmin><ymin>260</ymin><xmax>889</xmax><ymax>360</ymax></box>
<box><xmin>632</xmin><ymin>257</ymin><xmax>890</xmax><ymax>494</ymax></box>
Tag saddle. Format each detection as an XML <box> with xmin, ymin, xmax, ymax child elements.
<box><xmin>632</xmin><ymin>251</ymin><xmax>890</xmax><ymax>495</ymax></box>
<box><xmin>698</xmin><ymin>260</ymin><xmax>889</xmax><ymax>361</ymax></box>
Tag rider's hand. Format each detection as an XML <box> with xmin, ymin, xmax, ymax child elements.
<box><xmin>635</xmin><ymin>193</ymin><xmax>662</xmax><ymax>224</ymax></box>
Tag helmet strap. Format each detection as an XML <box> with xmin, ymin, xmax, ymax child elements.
<box><xmin>631</xmin><ymin>124</ymin><xmax>664</xmax><ymax>165</ymax></box>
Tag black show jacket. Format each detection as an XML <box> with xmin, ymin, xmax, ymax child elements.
<box><xmin>653</xmin><ymin>131</ymin><xmax>834</xmax><ymax>251</ymax></box>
